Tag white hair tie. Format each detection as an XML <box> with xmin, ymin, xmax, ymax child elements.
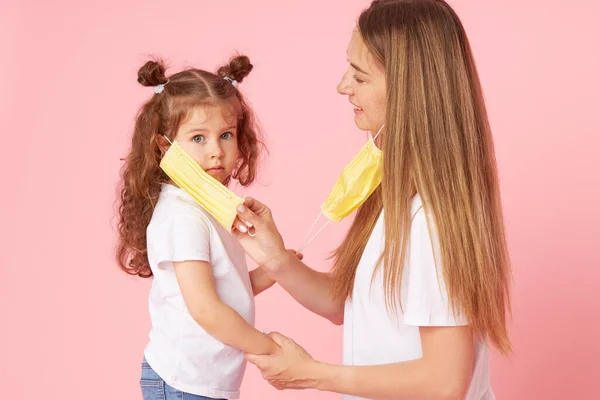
<box><xmin>153</xmin><ymin>80</ymin><xmax>170</xmax><ymax>94</ymax></box>
<box><xmin>223</xmin><ymin>76</ymin><xmax>238</xmax><ymax>87</ymax></box>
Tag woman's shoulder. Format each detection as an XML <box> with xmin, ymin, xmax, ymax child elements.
<box><xmin>410</xmin><ymin>193</ymin><xmax>424</xmax><ymax>218</ymax></box>
<box><xmin>408</xmin><ymin>193</ymin><xmax>437</xmax><ymax>245</ymax></box>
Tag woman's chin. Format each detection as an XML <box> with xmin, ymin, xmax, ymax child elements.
<box><xmin>353</xmin><ymin>116</ymin><xmax>379</xmax><ymax>133</ymax></box>
<box><xmin>353</xmin><ymin>115</ymin><xmax>369</xmax><ymax>131</ymax></box>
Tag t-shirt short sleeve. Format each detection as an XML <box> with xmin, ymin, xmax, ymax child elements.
<box><xmin>152</xmin><ymin>213</ymin><xmax>211</xmax><ymax>268</ymax></box>
<box><xmin>402</xmin><ymin>209</ymin><xmax>468</xmax><ymax>327</ymax></box>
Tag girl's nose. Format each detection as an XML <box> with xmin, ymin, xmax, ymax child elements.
<box><xmin>210</xmin><ymin>142</ymin><xmax>225</xmax><ymax>159</ymax></box>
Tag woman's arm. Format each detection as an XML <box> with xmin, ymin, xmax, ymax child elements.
<box><xmin>247</xmin><ymin>326</ymin><xmax>474</xmax><ymax>400</ymax></box>
<box><xmin>235</xmin><ymin>199</ymin><xmax>344</xmax><ymax>324</ymax></box>
<box><xmin>174</xmin><ymin>260</ymin><xmax>279</xmax><ymax>355</ymax></box>
<box><xmin>265</xmin><ymin>252</ymin><xmax>344</xmax><ymax>325</ymax></box>
<box><xmin>313</xmin><ymin>326</ymin><xmax>473</xmax><ymax>399</ymax></box>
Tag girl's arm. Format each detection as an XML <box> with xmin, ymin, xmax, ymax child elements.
<box><xmin>249</xmin><ymin>250</ymin><xmax>305</xmax><ymax>296</ymax></box>
<box><xmin>174</xmin><ymin>260</ymin><xmax>279</xmax><ymax>355</ymax></box>
<box><xmin>249</xmin><ymin>266</ymin><xmax>276</xmax><ymax>296</ymax></box>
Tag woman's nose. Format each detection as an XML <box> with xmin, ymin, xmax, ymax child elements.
<box><xmin>337</xmin><ymin>70</ymin><xmax>354</xmax><ymax>95</ymax></box>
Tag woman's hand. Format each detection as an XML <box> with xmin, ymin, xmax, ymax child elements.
<box><xmin>245</xmin><ymin>332</ymin><xmax>322</xmax><ymax>391</ymax></box>
<box><xmin>233</xmin><ymin>197</ymin><xmax>292</xmax><ymax>271</ymax></box>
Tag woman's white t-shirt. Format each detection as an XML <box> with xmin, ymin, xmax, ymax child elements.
<box><xmin>342</xmin><ymin>194</ymin><xmax>495</xmax><ymax>400</ymax></box>
<box><xmin>143</xmin><ymin>184</ymin><xmax>254</xmax><ymax>399</ymax></box>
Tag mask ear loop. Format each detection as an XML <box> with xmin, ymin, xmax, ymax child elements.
<box><xmin>297</xmin><ymin>212</ymin><xmax>331</xmax><ymax>254</ymax></box>
<box><xmin>163</xmin><ymin>134</ymin><xmax>174</xmax><ymax>145</ymax></box>
<box><xmin>372</xmin><ymin>124</ymin><xmax>384</xmax><ymax>141</ymax></box>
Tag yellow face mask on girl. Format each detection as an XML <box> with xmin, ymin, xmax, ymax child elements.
<box><xmin>159</xmin><ymin>139</ymin><xmax>243</xmax><ymax>232</ymax></box>
<box><xmin>298</xmin><ymin>125</ymin><xmax>384</xmax><ymax>253</ymax></box>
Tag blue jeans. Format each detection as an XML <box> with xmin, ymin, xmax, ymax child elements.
<box><xmin>140</xmin><ymin>359</ymin><xmax>226</xmax><ymax>400</ymax></box>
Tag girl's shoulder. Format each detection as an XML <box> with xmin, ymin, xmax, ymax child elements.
<box><xmin>150</xmin><ymin>185</ymin><xmax>213</xmax><ymax>232</ymax></box>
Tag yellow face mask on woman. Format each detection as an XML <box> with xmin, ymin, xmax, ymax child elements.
<box><xmin>159</xmin><ymin>139</ymin><xmax>243</xmax><ymax>232</ymax></box>
<box><xmin>298</xmin><ymin>125</ymin><xmax>384</xmax><ymax>253</ymax></box>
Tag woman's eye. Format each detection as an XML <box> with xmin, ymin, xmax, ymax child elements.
<box><xmin>221</xmin><ymin>132</ymin><xmax>233</xmax><ymax>139</ymax></box>
<box><xmin>192</xmin><ymin>135</ymin><xmax>205</xmax><ymax>143</ymax></box>
<box><xmin>353</xmin><ymin>75</ymin><xmax>365</xmax><ymax>83</ymax></box>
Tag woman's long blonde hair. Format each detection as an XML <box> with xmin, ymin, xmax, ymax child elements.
<box><xmin>331</xmin><ymin>0</ymin><xmax>512</xmax><ymax>354</ymax></box>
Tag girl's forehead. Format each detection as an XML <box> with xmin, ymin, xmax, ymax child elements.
<box><xmin>183</xmin><ymin>102</ymin><xmax>239</xmax><ymax>127</ymax></box>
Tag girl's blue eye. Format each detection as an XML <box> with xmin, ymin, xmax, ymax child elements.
<box><xmin>221</xmin><ymin>132</ymin><xmax>233</xmax><ymax>140</ymax></box>
<box><xmin>192</xmin><ymin>135</ymin><xmax>205</xmax><ymax>143</ymax></box>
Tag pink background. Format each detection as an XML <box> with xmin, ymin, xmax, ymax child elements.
<box><xmin>1</xmin><ymin>0</ymin><xmax>599</xmax><ymax>399</ymax></box>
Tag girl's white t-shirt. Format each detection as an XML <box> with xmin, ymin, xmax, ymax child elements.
<box><xmin>144</xmin><ymin>184</ymin><xmax>254</xmax><ymax>399</ymax></box>
<box><xmin>342</xmin><ymin>194</ymin><xmax>495</xmax><ymax>400</ymax></box>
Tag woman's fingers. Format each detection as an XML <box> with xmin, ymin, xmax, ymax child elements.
<box><xmin>242</xmin><ymin>197</ymin><xmax>268</xmax><ymax>214</ymax></box>
<box><xmin>236</xmin><ymin>202</ymin><xmax>262</xmax><ymax>228</ymax></box>
<box><xmin>237</xmin><ymin>197</ymin><xmax>274</xmax><ymax>229</ymax></box>
<box><xmin>232</xmin><ymin>216</ymin><xmax>249</xmax><ymax>233</ymax></box>
<box><xmin>288</xmin><ymin>250</ymin><xmax>304</xmax><ymax>260</ymax></box>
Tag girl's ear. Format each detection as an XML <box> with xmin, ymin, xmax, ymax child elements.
<box><xmin>156</xmin><ymin>134</ymin><xmax>171</xmax><ymax>155</ymax></box>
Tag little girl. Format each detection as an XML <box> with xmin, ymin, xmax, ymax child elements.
<box><xmin>116</xmin><ymin>55</ymin><xmax>279</xmax><ymax>400</ymax></box>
